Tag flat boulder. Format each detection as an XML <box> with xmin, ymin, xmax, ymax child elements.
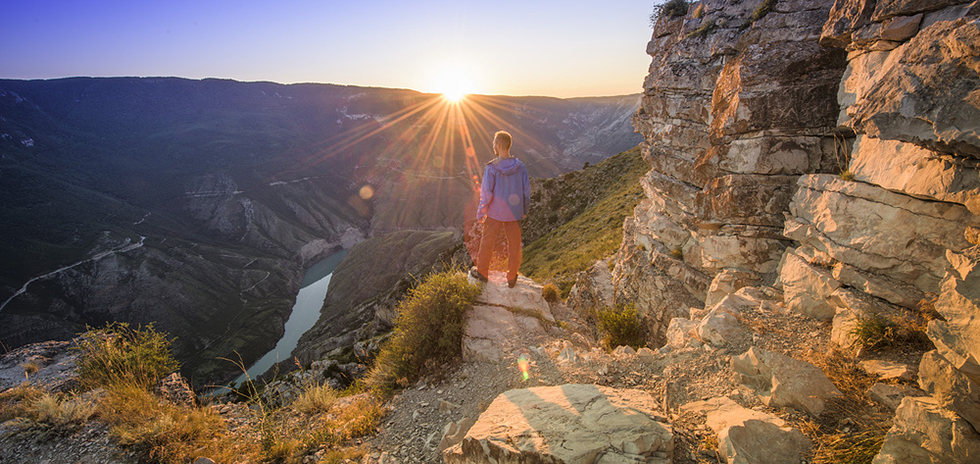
<box><xmin>680</xmin><ymin>397</ymin><xmax>811</xmax><ymax>464</ymax></box>
<box><xmin>442</xmin><ymin>385</ymin><xmax>672</xmax><ymax>464</ymax></box>
<box><xmin>732</xmin><ymin>346</ymin><xmax>842</xmax><ymax>416</ymax></box>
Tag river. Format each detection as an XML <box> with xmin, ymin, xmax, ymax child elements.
<box><xmin>232</xmin><ymin>249</ymin><xmax>348</xmax><ymax>386</ymax></box>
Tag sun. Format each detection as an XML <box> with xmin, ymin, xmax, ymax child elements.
<box><xmin>432</xmin><ymin>67</ymin><xmax>476</xmax><ymax>103</ymax></box>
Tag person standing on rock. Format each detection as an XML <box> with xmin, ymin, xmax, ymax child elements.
<box><xmin>471</xmin><ymin>130</ymin><xmax>530</xmax><ymax>288</ymax></box>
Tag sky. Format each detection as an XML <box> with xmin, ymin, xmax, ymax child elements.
<box><xmin>0</xmin><ymin>0</ymin><xmax>659</xmax><ymax>98</ymax></box>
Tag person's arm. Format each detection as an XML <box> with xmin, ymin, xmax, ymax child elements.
<box><xmin>477</xmin><ymin>166</ymin><xmax>494</xmax><ymax>222</ymax></box>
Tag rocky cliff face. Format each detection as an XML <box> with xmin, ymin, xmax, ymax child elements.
<box><xmin>612</xmin><ymin>0</ymin><xmax>846</xmax><ymax>342</ymax></box>
<box><xmin>608</xmin><ymin>0</ymin><xmax>980</xmax><ymax>460</ymax></box>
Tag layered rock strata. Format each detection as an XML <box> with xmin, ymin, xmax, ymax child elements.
<box><xmin>618</xmin><ymin>0</ymin><xmax>980</xmax><ymax>461</ymax></box>
<box><xmin>608</xmin><ymin>0</ymin><xmax>846</xmax><ymax>346</ymax></box>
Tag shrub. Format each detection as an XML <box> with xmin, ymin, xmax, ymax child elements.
<box><xmin>595</xmin><ymin>304</ymin><xmax>646</xmax><ymax>350</ymax></box>
<box><xmin>363</xmin><ymin>270</ymin><xmax>481</xmax><ymax>395</ymax></box>
<box><xmin>542</xmin><ymin>283</ymin><xmax>561</xmax><ymax>303</ymax></box>
<box><xmin>75</xmin><ymin>322</ymin><xmax>179</xmax><ymax>390</ymax></box>
<box><xmin>652</xmin><ymin>0</ymin><xmax>689</xmax><ymax>22</ymax></box>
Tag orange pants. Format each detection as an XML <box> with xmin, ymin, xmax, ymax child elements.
<box><xmin>477</xmin><ymin>218</ymin><xmax>522</xmax><ymax>281</ymax></box>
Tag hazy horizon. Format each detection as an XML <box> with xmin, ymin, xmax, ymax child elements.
<box><xmin>1</xmin><ymin>0</ymin><xmax>658</xmax><ymax>99</ymax></box>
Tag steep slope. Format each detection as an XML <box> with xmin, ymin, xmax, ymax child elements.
<box><xmin>0</xmin><ymin>78</ymin><xmax>640</xmax><ymax>383</ymax></box>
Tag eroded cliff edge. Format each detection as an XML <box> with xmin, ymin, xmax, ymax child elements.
<box><xmin>574</xmin><ymin>0</ymin><xmax>980</xmax><ymax>460</ymax></box>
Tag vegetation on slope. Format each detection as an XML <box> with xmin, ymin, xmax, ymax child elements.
<box><xmin>520</xmin><ymin>146</ymin><xmax>647</xmax><ymax>295</ymax></box>
<box><xmin>363</xmin><ymin>270</ymin><xmax>481</xmax><ymax>396</ymax></box>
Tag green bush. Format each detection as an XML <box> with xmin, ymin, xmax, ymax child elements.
<box><xmin>75</xmin><ymin>322</ymin><xmax>180</xmax><ymax>390</ymax></box>
<box><xmin>595</xmin><ymin>304</ymin><xmax>646</xmax><ymax>350</ymax></box>
<box><xmin>363</xmin><ymin>270</ymin><xmax>480</xmax><ymax>395</ymax></box>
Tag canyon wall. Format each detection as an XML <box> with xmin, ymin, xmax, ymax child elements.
<box><xmin>604</xmin><ymin>0</ymin><xmax>980</xmax><ymax>459</ymax></box>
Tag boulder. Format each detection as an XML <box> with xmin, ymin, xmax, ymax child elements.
<box><xmin>778</xmin><ymin>248</ymin><xmax>840</xmax><ymax>320</ymax></box>
<box><xmin>732</xmin><ymin>346</ymin><xmax>843</xmax><ymax>416</ymax></box>
<box><xmin>697</xmin><ymin>294</ymin><xmax>753</xmax><ymax>348</ymax></box>
<box><xmin>0</xmin><ymin>339</ymin><xmax>80</xmax><ymax>393</ymax></box>
<box><xmin>666</xmin><ymin>317</ymin><xmax>700</xmax><ymax>349</ymax></box>
<box><xmin>442</xmin><ymin>385</ymin><xmax>672</xmax><ymax>464</ymax></box>
<box><xmin>680</xmin><ymin>397</ymin><xmax>812</xmax><ymax>464</ymax></box>
<box><xmin>918</xmin><ymin>350</ymin><xmax>980</xmax><ymax>432</ymax></box>
<box><xmin>873</xmin><ymin>396</ymin><xmax>980</xmax><ymax>464</ymax></box>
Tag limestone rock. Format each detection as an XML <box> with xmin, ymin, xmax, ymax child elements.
<box><xmin>732</xmin><ymin>346</ymin><xmax>843</xmax><ymax>416</ymax></box>
<box><xmin>873</xmin><ymin>396</ymin><xmax>980</xmax><ymax>464</ymax></box>
<box><xmin>859</xmin><ymin>359</ymin><xmax>916</xmax><ymax>381</ymax></box>
<box><xmin>0</xmin><ymin>338</ymin><xmax>80</xmax><ymax>393</ymax></box>
<box><xmin>786</xmin><ymin>174</ymin><xmax>972</xmax><ymax>296</ymax></box>
<box><xmin>461</xmin><ymin>305</ymin><xmax>547</xmax><ymax>364</ymax></box>
<box><xmin>870</xmin><ymin>383</ymin><xmax>908</xmax><ymax>411</ymax></box>
<box><xmin>442</xmin><ymin>385</ymin><xmax>672</xmax><ymax>464</ymax></box>
<box><xmin>850</xmin><ymin>135</ymin><xmax>980</xmax><ymax>216</ymax></box>
<box><xmin>666</xmin><ymin>317</ymin><xmax>700</xmax><ymax>349</ymax></box>
<box><xmin>697</xmin><ymin>294</ymin><xmax>753</xmax><ymax>348</ymax></box>
<box><xmin>918</xmin><ymin>350</ymin><xmax>980</xmax><ymax>432</ymax></box>
<box><xmin>848</xmin><ymin>18</ymin><xmax>980</xmax><ymax>159</ymax></box>
<box><xmin>778</xmin><ymin>248</ymin><xmax>840</xmax><ymax>320</ymax></box>
<box><xmin>705</xmin><ymin>269</ymin><xmax>760</xmax><ymax>307</ymax></box>
<box><xmin>156</xmin><ymin>372</ymin><xmax>197</xmax><ymax>408</ymax></box>
<box><xmin>680</xmin><ymin>396</ymin><xmax>811</xmax><ymax>464</ymax></box>
<box><xmin>567</xmin><ymin>259</ymin><xmax>616</xmax><ymax>317</ymax></box>
<box><xmin>475</xmin><ymin>274</ymin><xmax>555</xmax><ymax>324</ymax></box>
<box><xmin>929</xmin><ymin>247</ymin><xmax>980</xmax><ymax>382</ymax></box>
<box><xmin>438</xmin><ymin>418</ymin><xmax>476</xmax><ymax>452</ymax></box>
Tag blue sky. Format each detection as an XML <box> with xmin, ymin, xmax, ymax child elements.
<box><xmin>1</xmin><ymin>0</ymin><xmax>658</xmax><ymax>97</ymax></box>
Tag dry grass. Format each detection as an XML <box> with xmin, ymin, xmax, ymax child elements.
<box><xmin>99</xmin><ymin>382</ymin><xmax>250</xmax><ymax>463</ymax></box>
<box><xmin>797</xmin><ymin>349</ymin><xmax>892</xmax><ymax>464</ymax></box>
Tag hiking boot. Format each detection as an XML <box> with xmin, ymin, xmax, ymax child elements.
<box><xmin>470</xmin><ymin>268</ymin><xmax>488</xmax><ymax>283</ymax></box>
<box><xmin>508</xmin><ymin>275</ymin><xmax>518</xmax><ymax>288</ymax></box>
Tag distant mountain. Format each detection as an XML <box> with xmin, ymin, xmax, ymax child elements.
<box><xmin>0</xmin><ymin>77</ymin><xmax>640</xmax><ymax>383</ymax></box>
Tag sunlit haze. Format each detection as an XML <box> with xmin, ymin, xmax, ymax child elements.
<box><xmin>0</xmin><ymin>0</ymin><xmax>656</xmax><ymax>97</ymax></box>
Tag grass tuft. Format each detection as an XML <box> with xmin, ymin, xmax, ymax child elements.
<box><xmin>74</xmin><ymin>322</ymin><xmax>180</xmax><ymax>391</ymax></box>
<box><xmin>848</xmin><ymin>313</ymin><xmax>931</xmax><ymax>352</ymax></box>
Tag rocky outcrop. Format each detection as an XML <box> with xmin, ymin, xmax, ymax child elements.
<box><xmin>612</xmin><ymin>0</ymin><xmax>847</xmax><ymax>345</ymax></box>
<box><xmin>442</xmin><ymin>385</ymin><xmax>672</xmax><ymax>464</ymax></box>
<box><xmin>461</xmin><ymin>273</ymin><xmax>555</xmax><ymax>364</ymax></box>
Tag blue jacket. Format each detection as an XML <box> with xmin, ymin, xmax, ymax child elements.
<box><xmin>477</xmin><ymin>157</ymin><xmax>530</xmax><ymax>222</ymax></box>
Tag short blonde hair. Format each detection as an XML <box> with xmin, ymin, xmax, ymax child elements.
<box><xmin>494</xmin><ymin>131</ymin><xmax>512</xmax><ymax>150</ymax></box>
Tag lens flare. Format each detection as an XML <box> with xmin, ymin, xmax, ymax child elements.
<box><xmin>518</xmin><ymin>354</ymin><xmax>530</xmax><ymax>381</ymax></box>
<box><xmin>359</xmin><ymin>185</ymin><xmax>375</xmax><ymax>200</ymax></box>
